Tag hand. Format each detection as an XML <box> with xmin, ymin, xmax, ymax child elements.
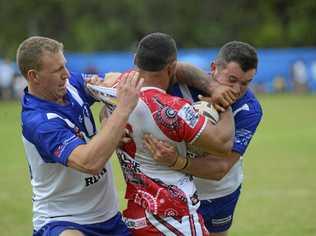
<box><xmin>116</xmin><ymin>71</ymin><xmax>144</xmax><ymax>114</ymax></box>
<box><xmin>118</xmin><ymin>128</ymin><xmax>132</xmax><ymax>147</ymax></box>
<box><xmin>103</xmin><ymin>72</ymin><xmax>122</xmax><ymax>87</ymax></box>
<box><xmin>199</xmin><ymin>84</ymin><xmax>238</xmax><ymax>112</ymax></box>
<box><xmin>143</xmin><ymin>134</ymin><xmax>178</xmax><ymax>167</ymax></box>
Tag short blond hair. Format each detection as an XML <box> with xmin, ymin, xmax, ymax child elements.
<box><xmin>16</xmin><ymin>36</ymin><xmax>64</xmax><ymax>77</ymax></box>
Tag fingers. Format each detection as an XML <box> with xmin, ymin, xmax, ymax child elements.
<box><xmin>86</xmin><ymin>75</ymin><xmax>102</xmax><ymax>85</ymax></box>
<box><xmin>198</xmin><ymin>95</ymin><xmax>212</xmax><ymax>103</ymax></box>
<box><xmin>213</xmin><ymin>103</ymin><xmax>226</xmax><ymax>113</ymax></box>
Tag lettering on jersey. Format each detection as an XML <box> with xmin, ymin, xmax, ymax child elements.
<box><xmin>235</xmin><ymin>128</ymin><xmax>253</xmax><ymax>147</ymax></box>
<box><xmin>178</xmin><ymin>103</ymin><xmax>199</xmax><ymax>128</ymax></box>
<box><xmin>85</xmin><ymin>167</ymin><xmax>107</xmax><ymax>186</ymax></box>
<box><xmin>152</xmin><ymin>96</ymin><xmax>179</xmax><ymax>129</ymax></box>
<box><xmin>117</xmin><ymin>150</ymin><xmax>142</xmax><ymax>184</ymax></box>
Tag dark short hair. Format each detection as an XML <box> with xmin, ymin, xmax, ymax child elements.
<box><xmin>16</xmin><ymin>36</ymin><xmax>63</xmax><ymax>77</ymax></box>
<box><xmin>216</xmin><ymin>41</ymin><xmax>258</xmax><ymax>72</ymax></box>
<box><xmin>134</xmin><ymin>32</ymin><xmax>177</xmax><ymax>72</ymax></box>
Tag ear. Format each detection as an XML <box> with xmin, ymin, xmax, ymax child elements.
<box><xmin>27</xmin><ymin>70</ymin><xmax>40</xmax><ymax>84</ymax></box>
<box><xmin>210</xmin><ymin>62</ymin><xmax>216</xmax><ymax>73</ymax></box>
<box><xmin>167</xmin><ymin>61</ymin><xmax>177</xmax><ymax>77</ymax></box>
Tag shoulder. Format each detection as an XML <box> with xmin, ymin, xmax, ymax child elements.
<box><xmin>22</xmin><ymin>110</ymin><xmax>67</xmax><ymax>141</ymax></box>
<box><xmin>142</xmin><ymin>88</ymin><xmax>191</xmax><ymax>110</ymax></box>
<box><xmin>233</xmin><ymin>89</ymin><xmax>263</xmax><ymax>118</ymax></box>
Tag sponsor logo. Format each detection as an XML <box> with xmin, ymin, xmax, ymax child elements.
<box><xmin>53</xmin><ymin>144</ymin><xmax>65</xmax><ymax>158</ymax></box>
<box><xmin>53</xmin><ymin>135</ymin><xmax>78</xmax><ymax>158</ymax></box>
<box><xmin>178</xmin><ymin>104</ymin><xmax>199</xmax><ymax>128</ymax></box>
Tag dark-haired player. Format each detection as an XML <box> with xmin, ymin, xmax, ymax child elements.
<box><xmin>145</xmin><ymin>41</ymin><xmax>263</xmax><ymax>236</ymax></box>
<box><xmin>107</xmin><ymin>32</ymin><xmax>235</xmax><ymax>235</ymax></box>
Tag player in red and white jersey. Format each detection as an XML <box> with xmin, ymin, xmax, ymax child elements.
<box><xmin>100</xmin><ymin>33</ymin><xmax>235</xmax><ymax>235</ymax></box>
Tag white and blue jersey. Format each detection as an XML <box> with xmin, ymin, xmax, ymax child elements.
<box><xmin>21</xmin><ymin>72</ymin><xmax>120</xmax><ymax>231</ymax></box>
<box><xmin>169</xmin><ymin>83</ymin><xmax>263</xmax><ymax>199</ymax></box>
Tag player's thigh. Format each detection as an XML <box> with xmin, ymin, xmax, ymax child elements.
<box><xmin>59</xmin><ymin>229</ymin><xmax>85</xmax><ymax>236</ymax></box>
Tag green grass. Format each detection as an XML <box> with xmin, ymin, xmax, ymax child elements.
<box><xmin>1</xmin><ymin>94</ymin><xmax>315</xmax><ymax>235</ymax></box>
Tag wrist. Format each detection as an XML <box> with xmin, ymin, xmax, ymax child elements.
<box><xmin>170</xmin><ymin>155</ymin><xmax>189</xmax><ymax>170</ymax></box>
<box><xmin>115</xmin><ymin>105</ymin><xmax>133</xmax><ymax>117</ymax></box>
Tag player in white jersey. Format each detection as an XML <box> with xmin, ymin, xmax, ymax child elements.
<box><xmin>99</xmin><ymin>32</ymin><xmax>235</xmax><ymax>236</ymax></box>
<box><xmin>17</xmin><ymin>36</ymin><xmax>143</xmax><ymax>236</ymax></box>
<box><xmin>144</xmin><ymin>41</ymin><xmax>263</xmax><ymax>236</ymax></box>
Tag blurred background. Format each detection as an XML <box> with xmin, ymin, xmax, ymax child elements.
<box><xmin>0</xmin><ymin>0</ymin><xmax>315</xmax><ymax>235</ymax></box>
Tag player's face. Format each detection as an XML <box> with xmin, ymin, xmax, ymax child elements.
<box><xmin>211</xmin><ymin>61</ymin><xmax>256</xmax><ymax>98</ymax></box>
<box><xmin>36</xmin><ymin>51</ymin><xmax>70</xmax><ymax>103</ymax></box>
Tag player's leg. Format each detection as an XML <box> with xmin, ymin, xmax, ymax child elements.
<box><xmin>198</xmin><ymin>186</ymin><xmax>241</xmax><ymax>235</ymax></box>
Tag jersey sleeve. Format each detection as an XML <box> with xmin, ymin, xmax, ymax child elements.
<box><xmin>176</xmin><ymin>103</ymin><xmax>207</xmax><ymax>143</ymax></box>
<box><xmin>69</xmin><ymin>72</ymin><xmax>102</xmax><ymax>106</ymax></box>
<box><xmin>232</xmin><ymin>111</ymin><xmax>262</xmax><ymax>155</ymax></box>
<box><xmin>33</xmin><ymin>119</ymin><xmax>85</xmax><ymax>166</ymax></box>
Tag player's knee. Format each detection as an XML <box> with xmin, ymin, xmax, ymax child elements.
<box><xmin>59</xmin><ymin>229</ymin><xmax>85</xmax><ymax>236</ymax></box>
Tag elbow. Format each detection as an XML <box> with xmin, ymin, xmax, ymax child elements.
<box><xmin>80</xmin><ymin>159</ymin><xmax>105</xmax><ymax>175</ymax></box>
<box><xmin>211</xmin><ymin>161</ymin><xmax>231</xmax><ymax>181</ymax></box>
<box><xmin>85</xmin><ymin>166</ymin><xmax>104</xmax><ymax>176</ymax></box>
<box><xmin>77</xmin><ymin>156</ymin><xmax>105</xmax><ymax>175</ymax></box>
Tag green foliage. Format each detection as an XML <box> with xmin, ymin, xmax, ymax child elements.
<box><xmin>1</xmin><ymin>95</ymin><xmax>316</xmax><ymax>235</ymax></box>
<box><xmin>1</xmin><ymin>0</ymin><xmax>316</xmax><ymax>59</ymax></box>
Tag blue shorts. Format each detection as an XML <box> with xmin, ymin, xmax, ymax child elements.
<box><xmin>197</xmin><ymin>185</ymin><xmax>241</xmax><ymax>233</ymax></box>
<box><xmin>33</xmin><ymin>212</ymin><xmax>131</xmax><ymax>236</ymax></box>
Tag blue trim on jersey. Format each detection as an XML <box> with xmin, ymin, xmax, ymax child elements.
<box><xmin>170</xmin><ymin>83</ymin><xmax>263</xmax><ymax>156</ymax></box>
<box><xmin>21</xmin><ymin>72</ymin><xmax>97</xmax><ymax>166</ymax></box>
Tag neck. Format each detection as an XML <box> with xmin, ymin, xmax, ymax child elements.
<box><xmin>139</xmin><ymin>71</ymin><xmax>169</xmax><ymax>90</ymax></box>
<box><xmin>28</xmin><ymin>85</ymin><xmax>65</xmax><ymax>105</ymax></box>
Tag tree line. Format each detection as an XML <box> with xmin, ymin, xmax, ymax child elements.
<box><xmin>1</xmin><ymin>0</ymin><xmax>315</xmax><ymax>59</ymax></box>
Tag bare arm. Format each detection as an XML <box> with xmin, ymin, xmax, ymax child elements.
<box><xmin>68</xmin><ymin>71</ymin><xmax>143</xmax><ymax>175</ymax></box>
<box><xmin>175</xmin><ymin>62</ymin><xmax>238</xmax><ymax>112</ymax></box>
<box><xmin>175</xmin><ymin>62</ymin><xmax>213</xmax><ymax>94</ymax></box>
<box><xmin>183</xmin><ymin>152</ymin><xmax>240</xmax><ymax>180</ymax></box>
<box><xmin>144</xmin><ymin>135</ymin><xmax>239</xmax><ymax>180</ymax></box>
<box><xmin>192</xmin><ymin>107</ymin><xmax>235</xmax><ymax>154</ymax></box>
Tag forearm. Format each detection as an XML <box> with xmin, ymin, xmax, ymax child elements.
<box><xmin>69</xmin><ymin>107</ymin><xmax>129</xmax><ymax>174</ymax></box>
<box><xmin>214</xmin><ymin>108</ymin><xmax>235</xmax><ymax>149</ymax></box>
<box><xmin>193</xmin><ymin>108</ymin><xmax>234</xmax><ymax>154</ymax></box>
<box><xmin>176</xmin><ymin>62</ymin><xmax>213</xmax><ymax>95</ymax></box>
<box><xmin>182</xmin><ymin>153</ymin><xmax>240</xmax><ymax>180</ymax></box>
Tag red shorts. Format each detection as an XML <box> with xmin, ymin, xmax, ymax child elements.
<box><xmin>123</xmin><ymin>201</ymin><xmax>209</xmax><ymax>236</ymax></box>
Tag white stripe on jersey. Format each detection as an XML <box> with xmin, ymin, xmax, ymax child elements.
<box><xmin>66</xmin><ymin>80</ymin><xmax>84</xmax><ymax>106</ymax></box>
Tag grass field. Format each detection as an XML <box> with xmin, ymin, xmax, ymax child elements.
<box><xmin>1</xmin><ymin>94</ymin><xmax>315</xmax><ymax>236</ymax></box>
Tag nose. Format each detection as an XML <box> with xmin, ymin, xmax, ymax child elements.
<box><xmin>62</xmin><ymin>67</ymin><xmax>70</xmax><ymax>79</ymax></box>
